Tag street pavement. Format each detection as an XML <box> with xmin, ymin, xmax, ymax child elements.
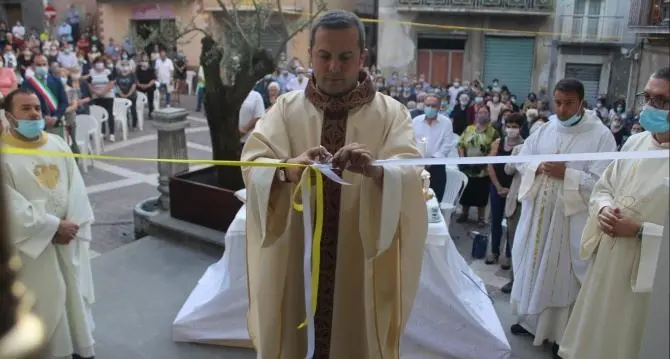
<box><xmin>83</xmin><ymin>95</ymin><xmax>554</xmax><ymax>358</ymax></box>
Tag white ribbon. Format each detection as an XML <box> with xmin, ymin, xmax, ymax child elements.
<box><xmin>299</xmin><ymin>171</ymin><xmax>316</xmax><ymax>359</ymax></box>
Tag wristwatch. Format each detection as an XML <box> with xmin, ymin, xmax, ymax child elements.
<box><xmin>276</xmin><ymin>160</ymin><xmax>289</xmax><ymax>183</ymax></box>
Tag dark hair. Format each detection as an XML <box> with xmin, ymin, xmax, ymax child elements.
<box><xmin>30</xmin><ymin>54</ymin><xmax>46</xmax><ymax>65</ymax></box>
<box><xmin>506</xmin><ymin>112</ymin><xmax>524</xmax><ymax>126</ymax></box>
<box><xmin>554</xmin><ymin>78</ymin><xmax>585</xmax><ymax>101</ymax></box>
<box><xmin>2</xmin><ymin>88</ymin><xmax>36</xmax><ymax>113</ymax></box>
<box><xmin>310</xmin><ymin>10</ymin><xmax>365</xmax><ymax>52</ymax></box>
<box><xmin>652</xmin><ymin>67</ymin><xmax>670</xmax><ymax>82</ymax></box>
<box><xmin>92</xmin><ymin>56</ymin><xmax>104</xmax><ymax>64</ymax></box>
<box><xmin>498</xmin><ymin>107</ymin><xmax>513</xmax><ymax>122</ymax></box>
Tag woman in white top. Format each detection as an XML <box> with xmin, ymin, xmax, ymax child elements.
<box><xmin>87</xmin><ymin>56</ymin><xmax>117</xmax><ymax>141</ymax></box>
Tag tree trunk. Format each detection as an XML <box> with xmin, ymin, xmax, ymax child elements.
<box><xmin>199</xmin><ymin>36</ymin><xmax>275</xmax><ymax>190</ymax></box>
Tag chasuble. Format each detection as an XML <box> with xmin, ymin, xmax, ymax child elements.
<box><xmin>559</xmin><ymin>132</ymin><xmax>669</xmax><ymax>359</ymax></box>
<box><xmin>2</xmin><ymin>131</ymin><xmax>96</xmax><ymax>358</ymax></box>
<box><xmin>241</xmin><ymin>73</ymin><xmax>428</xmax><ymax>359</ymax></box>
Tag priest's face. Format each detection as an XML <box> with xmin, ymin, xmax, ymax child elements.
<box><xmin>553</xmin><ymin>90</ymin><xmax>583</xmax><ymax>121</ymax></box>
<box><xmin>8</xmin><ymin>92</ymin><xmax>41</xmax><ymax>122</ymax></box>
<box><xmin>309</xmin><ymin>25</ymin><xmax>366</xmax><ymax>96</ymax></box>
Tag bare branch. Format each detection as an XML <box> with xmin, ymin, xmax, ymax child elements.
<box><xmin>275</xmin><ymin>0</ymin><xmax>290</xmax><ymax>40</ymax></box>
<box><xmin>273</xmin><ymin>0</ymin><xmax>328</xmax><ymax>60</ymax></box>
<box><xmin>214</xmin><ymin>0</ymin><xmax>253</xmax><ymax>49</ymax></box>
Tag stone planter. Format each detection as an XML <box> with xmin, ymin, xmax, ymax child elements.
<box><xmin>169</xmin><ymin>166</ymin><xmax>243</xmax><ymax>232</ymax></box>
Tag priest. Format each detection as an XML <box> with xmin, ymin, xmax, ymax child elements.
<box><xmin>509</xmin><ymin>78</ymin><xmax>617</xmax><ymax>353</ymax></box>
<box><xmin>241</xmin><ymin>10</ymin><xmax>428</xmax><ymax>358</ymax></box>
<box><xmin>559</xmin><ymin>67</ymin><xmax>670</xmax><ymax>359</ymax></box>
<box><xmin>1</xmin><ymin>88</ymin><xmax>96</xmax><ymax>359</ymax></box>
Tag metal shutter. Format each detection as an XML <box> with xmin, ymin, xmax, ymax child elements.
<box><xmin>259</xmin><ymin>25</ymin><xmax>286</xmax><ymax>57</ymax></box>
<box><xmin>483</xmin><ymin>36</ymin><xmax>535</xmax><ymax>97</ymax></box>
<box><xmin>564</xmin><ymin>63</ymin><xmax>602</xmax><ymax>104</ymax></box>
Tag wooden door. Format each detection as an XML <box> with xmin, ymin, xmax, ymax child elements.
<box><xmin>417</xmin><ymin>50</ymin><xmax>431</xmax><ymax>83</ymax></box>
<box><xmin>448</xmin><ymin>51</ymin><xmax>464</xmax><ymax>84</ymax></box>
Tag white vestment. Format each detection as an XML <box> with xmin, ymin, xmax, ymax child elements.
<box><xmin>510</xmin><ymin>111</ymin><xmax>617</xmax><ymax>345</ymax></box>
<box><xmin>2</xmin><ymin>131</ymin><xmax>96</xmax><ymax>358</ymax></box>
<box><xmin>559</xmin><ymin>132</ymin><xmax>669</xmax><ymax>359</ymax></box>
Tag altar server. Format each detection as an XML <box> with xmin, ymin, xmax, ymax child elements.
<box><xmin>241</xmin><ymin>10</ymin><xmax>428</xmax><ymax>358</ymax></box>
<box><xmin>1</xmin><ymin>88</ymin><xmax>96</xmax><ymax>359</ymax></box>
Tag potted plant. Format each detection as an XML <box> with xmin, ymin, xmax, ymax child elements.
<box><xmin>131</xmin><ymin>1</ymin><xmax>326</xmax><ymax>231</ymax></box>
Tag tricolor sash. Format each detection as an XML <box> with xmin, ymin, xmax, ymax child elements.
<box><xmin>26</xmin><ymin>75</ymin><xmax>58</xmax><ymax>113</ymax></box>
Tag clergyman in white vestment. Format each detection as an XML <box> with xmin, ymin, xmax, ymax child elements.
<box><xmin>509</xmin><ymin>78</ymin><xmax>617</xmax><ymax>351</ymax></box>
<box><xmin>559</xmin><ymin>68</ymin><xmax>670</xmax><ymax>359</ymax></box>
<box><xmin>1</xmin><ymin>89</ymin><xmax>96</xmax><ymax>359</ymax></box>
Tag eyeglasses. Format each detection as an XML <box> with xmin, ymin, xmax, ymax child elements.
<box><xmin>636</xmin><ymin>92</ymin><xmax>670</xmax><ymax>110</ymax></box>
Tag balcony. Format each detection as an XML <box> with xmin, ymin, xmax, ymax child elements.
<box><xmin>557</xmin><ymin>15</ymin><xmax>626</xmax><ymax>44</ymax></box>
<box><xmin>628</xmin><ymin>0</ymin><xmax>670</xmax><ymax>34</ymax></box>
<box><xmin>395</xmin><ymin>0</ymin><xmax>554</xmax><ymax>16</ymax></box>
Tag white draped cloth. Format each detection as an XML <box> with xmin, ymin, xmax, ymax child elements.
<box><xmin>173</xmin><ymin>195</ymin><xmax>511</xmax><ymax>359</ymax></box>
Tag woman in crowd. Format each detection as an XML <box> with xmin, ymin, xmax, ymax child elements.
<box><xmin>486</xmin><ymin>112</ymin><xmax>525</xmax><ymax>267</ymax></box>
<box><xmin>173</xmin><ymin>53</ymin><xmax>187</xmax><ymax>106</ymax></box>
<box><xmin>457</xmin><ymin>106</ymin><xmax>500</xmax><ymax>226</ymax></box>
<box><xmin>61</xmin><ymin>67</ymin><xmax>80</xmax><ymax>154</ymax></box>
<box><xmin>135</xmin><ymin>55</ymin><xmax>157</xmax><ymax>118</ymax></box>
<box><xmin>609</xmin><ymin>113</ymin><xmax>630</xmax><ymax>149</ymax></box>
<box><xmin>116</xmin><ymin>60</ymin><xmax>139</xmax><ymax>130</ymax></box>
<box><xmin>87</xmin><ymin>56</ymin><xmax>116</xmax><ymax>141</ymax></box>
<box><xmin>450</xmin><ymin>92</ymin><xmax>474</xmax><ymax>135</ymax></box>
<box><xmin>68</xmin><ymin>65</ymin><xmax>91</xmax><ymax>116</ymax></box>
<box><xmin>17</xmin><ymin>48</ymin><xmax>32</xmax><ymax>79</ymax></box>
<box><xmin>0</xmin><ymin>55</ymin><xmax>17</xmax><ymax>97</ymax></box>
<box><xmin>266</xmin><ymin>82</ymin><xmax>281</xmax><ymax>110</ymax></box>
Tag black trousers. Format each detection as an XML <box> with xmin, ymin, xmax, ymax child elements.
<box><xmin>427</xmin><ymin>164</ymin><xmax>447</xmax><ymax>203</ymax></box>
<box><xmin>139</xmin><ymin>86</ymin><xmax>155</xmax><ymax>116</ymax></box>
<box><xmin>92</xmin><ymin>97</ymin><xmax>115</xmax><ymax>135</ymax></box>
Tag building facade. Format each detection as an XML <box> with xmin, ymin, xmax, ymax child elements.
<box><xmin>550</xmin><ymin>0</ymin><xmax>636</xmax><ymax>105</ymax></box>
<box><xmin>376</xmin><ymin>0</ymin><xmax>554</xmax><ymax>97</ymax></box>
<box><xmin>626</xmin><ymin>0</ymin><xmax>670</xmax><ymax>112</ymax></box>
<box><xmin>0</xmin><ymin>0</ymin><xmax>46</xmax><ymax>32</ymax></box>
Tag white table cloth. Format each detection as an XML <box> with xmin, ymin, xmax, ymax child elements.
<box><xmin>173</xmin><ymin>197</ymin><xmax>511</xmax><ymax>359</ymax></box>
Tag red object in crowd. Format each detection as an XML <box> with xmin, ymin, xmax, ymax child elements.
<box><xmin>44</xmin><ymin>4</ymin><xmax>57</xmax><ymax>21</ymax></box>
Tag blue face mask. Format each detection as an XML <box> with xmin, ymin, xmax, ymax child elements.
<box><xmin>474</xmin><ymin>97</ymin><xmax>484</xmax><ymax>104</ymax></box>
<box><xmin>424</xmin><ymin>107</ymin><xmax>438</xmax><ymax>118</ymax></box>
<box><xmin>16</xmin><ymin>119</ymin><xmax>45</xmax><ymax>139</ymax></box>
<box><xmin>639</xmin><ymin>105</ymin><xmax>670</xmax><ymax>133</ymax></box>
<box><xmin>558</xmin><ymin>109</ymin><xmax>583</xmax><ymax>127</ymax></box>
<box><xmin>34</xmin><ymin>66</ymin><xmax>48</xmax><ymax>78</ymax></box>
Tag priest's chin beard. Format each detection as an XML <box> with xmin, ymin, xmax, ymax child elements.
<box><xmin>318</xmin><ymin>80</ymin><xmax>358</xmax><ymax>98</ymax></box>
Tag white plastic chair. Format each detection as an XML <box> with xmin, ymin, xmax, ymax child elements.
<box><xmin>186</xmin><ymin>70</ymin><xmax>196</xmax><ymax>95</ymax></box>
<box><xmin>75</xmin><ymin>115</ymin><xmax>98</xmax><ymax>173</ymax></box>
<box><xmin>136</xmin><ymin>92</ymin><xmax>147</xmax><ymax>131</ymax></box>
<box><xmin>113</xmin><ymin>98</ymin><xmax>132</xmax><ymax>141</ymax></box>
<box><xmin>88</xmin><ymin>105</ymin><xmax>107</xmax><ymax>153</ymax></box>
<box><xmin>440</xmin><ymin>167</ymin><xmax>469</xmax><ymax>228</ymax></box>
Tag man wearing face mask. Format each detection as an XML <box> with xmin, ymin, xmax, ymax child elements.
<box><xmin>57</xmin><ymin>45</ymin><xmax>77</xmax><ymax>69</ymax></box>
<box><xmin>410</xmin><ymin>92</ymin><xmax>426</xmax><ymax>118</ymax></box>
<box><xmin>448</xmin><ymin>78</ymin><xmax>461</xmax><ymax>108</ymax></box>
<box><xmin>412</xmin><ymin>95</ymin><xmax>454</xmax><ymax>202</ymax></box>
<box><xmin>21</xmin><ymin>55</ymin><xmax>69</xmax><ymax>142</ymax></box>
<box><xmin>1</xmin><ymin>88</ymin><xmax>97</xmax><ymax>359</ymax></box>
<box><xmin>509</xmin><ymin>78</ymin><xmax>617</xmax><ymax>354</ymax></box>
<box><xmin>559</xmin><ymin>67</ymin><xmax>670</xmax><ymax>359</ymax></box>
<box><xmin>285</xmin><ymin>67</ymin><xmax>309</xmax><ymax>92</ymax></box>
<box><xmin>136</xmin><ymin>58</ymin><xmax>157</xmax><ymax>117</ymax></box>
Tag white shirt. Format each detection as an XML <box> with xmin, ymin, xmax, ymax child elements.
<box><xmin>57</xmin><ymin>52</ymin><xmax>78</xmax><ymax>69</ymax></box>
<box><xmin>448</xmin><ymin>86</ymin><xmax>462</xmax><ymax>107</ymax></box>
<box><xmin>285</xmin><ymin>76</ymin><xmax>309</xmax><ymax>92</ymax></box>
<box><xmin>412</xmin><ymin>113</ymin><xmax>454</xmax><ymax>158</ymax></box>
<box><xmin>154</xmin><ymin>57</ymin><xmax>174</xmax><ymax>84</ymax></box>
<box><xmin>12</xmin><ymin>24</ymin><xmax>25</xmax><ymax>39</ymax></box>
<box><xmin>238</xmin><ymin>91</ymin><xmax>266</xmax><ymax>142</ymax></box>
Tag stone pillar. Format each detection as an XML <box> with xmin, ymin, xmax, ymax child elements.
<box><xmin>153</xmin><ymin>108</ymin><xmax>190</xmax><ymax>211</ymax></box>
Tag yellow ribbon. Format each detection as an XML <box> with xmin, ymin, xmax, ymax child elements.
<box><xmin>291</xmin><ymin>169</ymin><xmax>324</xmax><ymax>330</ymax></box>
<box><xmin>1</xmin><ymin>146</ymin><xmax>325</xmax><ymax>332</ymax></box>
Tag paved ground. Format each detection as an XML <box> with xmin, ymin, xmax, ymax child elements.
<box><xmin>82</xmin><ymin>95</ymin><xmax>555</xmax><ymax>358</ymax></box>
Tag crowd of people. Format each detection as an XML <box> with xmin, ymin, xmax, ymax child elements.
<box><xmin>0</xmin><ymin>8</ymin><xmax>190</xmax><ymax>144</ymax></box>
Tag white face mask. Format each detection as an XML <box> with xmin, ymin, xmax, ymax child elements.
<box><xmin>505</xmin><ymin>128</ymin><xmax>520</xmax><ymax>138</ymax></box>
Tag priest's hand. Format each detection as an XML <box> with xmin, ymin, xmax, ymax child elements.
<box><xmin>540</xmin><ymin>162</ymin><xmax>566</xmax><ymax>179</ymax></box>
<box><xmin>610</xmin><ymin>208</ymin><xmax>642</xmax><ymax>238</ymax></box>
<box><xmin>286</xmin><ymin>146</ymin><xmax>332</xmax><ymax>183</ymax></box>
<box><xmin>53</xmin><ymin>220</ymin><xmax>79</xmax><ymax>245</ymax></box>
<box><xmin>597</xmin><ymin>206</ymin><xmax>620</xmax><ymax>237</ymax></box>
<box><xmin>332</xmin><ymin>143</ymin><xmax>377</xmax><ymax>176</ymax></box>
